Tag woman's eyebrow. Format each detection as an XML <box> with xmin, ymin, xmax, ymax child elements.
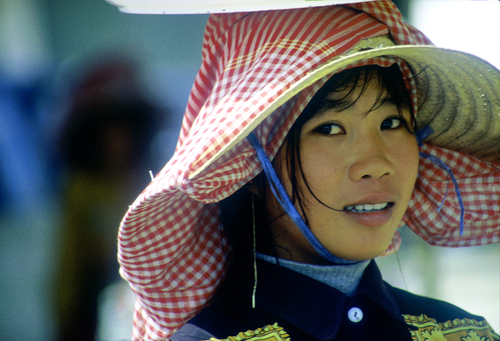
<box><xmin>323</xmin><ymin>98</ymin><xmax>354</xmax><ymax>111</ymax></box>
<box><xmin>313</xmin><ymin>98</ymin><xmax>354</xmax><ymax>118</ymax></box>
<box><xmin>379</xmin><ymin>96</ymin><xmax>397</xmax><ymax>106</ymax></box>
<box><xmin>313</xmin><ymin>94</ymin><xmax>397</xmax><ymax>120</ymax></box>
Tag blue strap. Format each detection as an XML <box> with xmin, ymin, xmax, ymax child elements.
<box><xmin>247</xmin><ymin>133</ymin><xmax>358</xmax><ymax>264</ymax></box>
<box><xmin>416</xmin><ymin>127</ymin><xmax>465</xmax><ymax>236</ymax></box>
<box><xmin>415</xmin><ymin>125</ymin><xmax>434</xmax><ymax>146</ymax></box>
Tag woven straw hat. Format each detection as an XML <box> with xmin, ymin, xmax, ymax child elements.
<box><xmin>115</xmin><ymin>1</ymin><xmax>500</xmax><ymax>339</ymax></box>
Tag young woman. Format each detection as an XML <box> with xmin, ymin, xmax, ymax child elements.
<box><xmin>114</xmin><ymin>1</ymin><xmax>500</xmax><ymax>340</ymax></box>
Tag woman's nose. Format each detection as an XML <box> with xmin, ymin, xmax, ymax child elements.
<box><xmin>348</xmin><ymin>135</ymin><xmax>395</xmax><ymax>181</ymax></box>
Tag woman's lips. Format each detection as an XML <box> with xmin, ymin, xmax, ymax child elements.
<box><xmin>343</xmin><ymin>202</ymin><xmax>395</xmax><ymax>227</ymax></box>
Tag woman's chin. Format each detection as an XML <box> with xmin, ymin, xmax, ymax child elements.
<box><xmin>329</xmin><ymin>244</ymin><xmax>392</xmax><ymax>262</ymax></box>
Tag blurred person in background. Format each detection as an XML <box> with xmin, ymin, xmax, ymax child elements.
<box><xmin>53</xmin><ymin>54</ymin><xmax>164</xmax><ymax>341</ymax></box>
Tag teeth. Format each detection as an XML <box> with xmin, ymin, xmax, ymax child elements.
<box><xmin>345</xmin><ymin>203</ymin><xmax>389</xmax><ymax>212</ymax></box>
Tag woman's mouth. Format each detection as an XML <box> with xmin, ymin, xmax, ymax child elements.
<box><xmin>343</xmin><ymin>202</ymin><xmax>395</xmax><ymax>227</ymax></box>
<box><xmin>344</xmin><ymin>202</ymin><xmax>394</xmax><ymax>213</ymax></box>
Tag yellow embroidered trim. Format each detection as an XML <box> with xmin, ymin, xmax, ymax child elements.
<box><xmin>208</xmin><ymin>323</ymin><xmax>291</xmax><ymax>341</ymax></box>
<box><xmin>404</xmin><ymin>314</ymin><xmax>500</xmax><ymax>341</ymax></box>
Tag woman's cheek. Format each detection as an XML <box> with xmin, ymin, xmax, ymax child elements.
<box><xmin>300</xmin><ymin>141</ymin><xmax>342</xmax><ymax>180</ymax></box>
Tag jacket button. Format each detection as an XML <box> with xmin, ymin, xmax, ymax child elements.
<box><xmin>347</xmin><ymin>307</ymin><xmax>363</xmax><ymax>323</ymax></box>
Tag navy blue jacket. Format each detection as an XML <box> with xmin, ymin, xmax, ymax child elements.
<box><xmin>172</xmin><ymin>260</ymin><xmax>498</xmax><ymax>341</ymax></box>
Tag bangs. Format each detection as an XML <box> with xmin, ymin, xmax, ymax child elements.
<box><xmin>295</xmin><ymin>64</ymin><xmax>415</xmax><ymax>132</ymax></box>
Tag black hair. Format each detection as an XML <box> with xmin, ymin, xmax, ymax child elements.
<box><xmin>219</xmin><ymin>172</ymin><xmax>276</xmax><ymax>264</ymax></box>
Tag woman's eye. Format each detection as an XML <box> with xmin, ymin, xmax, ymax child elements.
<box><xmin>313</xmin><ymin>123</ymin><xmax>344</xmax><ymax>135</ymax></box>
<box><xmin>381</xmin><ymin>117</ymin><xmax>403</xmax><ymax>130</ymax></box>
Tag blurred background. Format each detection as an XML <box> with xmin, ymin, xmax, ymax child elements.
<box><xmin>0</xmin><ymin>0</ymin><xmax>498</xmax><ymax>340</ymax></box>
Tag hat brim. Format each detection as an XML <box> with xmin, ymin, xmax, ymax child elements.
<box><xmin>187</xmin><ymin>44</ymin><xmax>500</xmax><ymax>180</ymax></box>
<box><xmin>106</xmin><ymin>0</ymin><xmax>375</xmax><ymax>14</ymax></box>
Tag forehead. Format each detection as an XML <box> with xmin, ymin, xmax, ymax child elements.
<box><xmin>312</xmin><ymin>75</ymin><xmax>391</xmax><ymax>119</ymax></box>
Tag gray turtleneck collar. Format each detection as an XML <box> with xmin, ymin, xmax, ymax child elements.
<box><xmin>256</xmin><ymin>253</ymin><xmax>370</xmax><ymax>297</ymax></box>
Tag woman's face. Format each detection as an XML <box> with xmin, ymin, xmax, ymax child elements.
<box><xmin>268</xmin><ymin>77</ymin><xmax>419</xmax><ymax>264</ymax></box>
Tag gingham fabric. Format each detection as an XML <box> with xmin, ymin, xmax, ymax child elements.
<box><xmin>118</xmin><ymin>2</ymin><xmax>500</xmax><ymax>339</ymax></box>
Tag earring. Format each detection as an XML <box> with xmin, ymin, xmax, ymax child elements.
<box><xmin>251</xmin><ymin>193</ymin><xmax>258</xmax><ymax>309</ymax></box>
